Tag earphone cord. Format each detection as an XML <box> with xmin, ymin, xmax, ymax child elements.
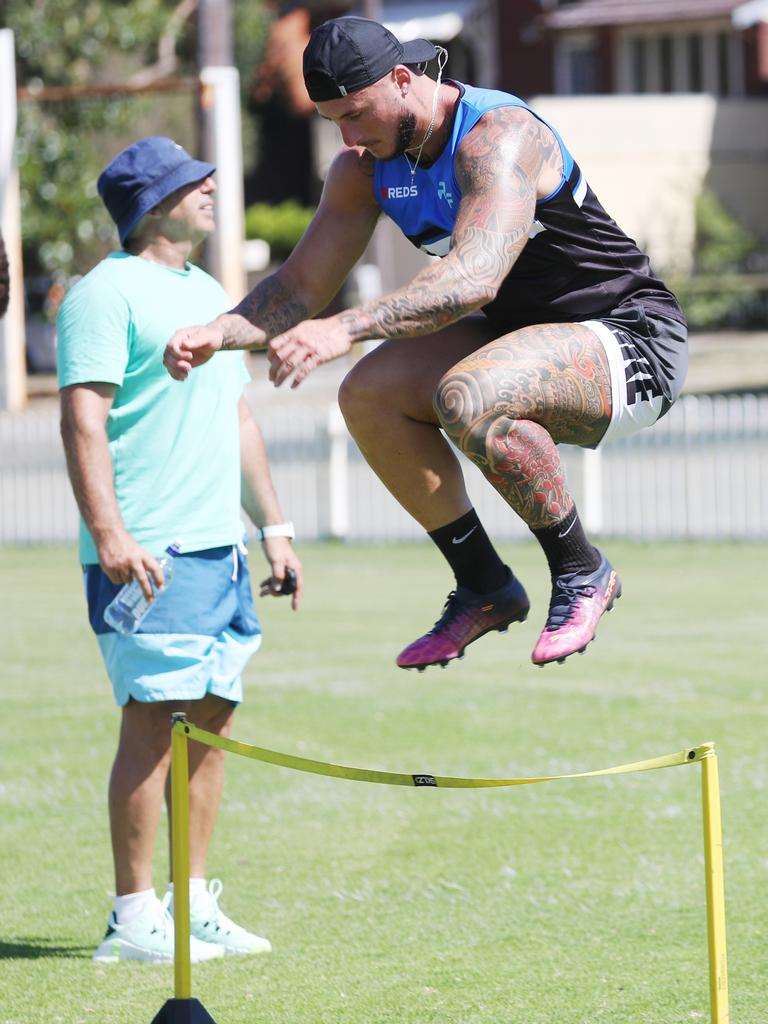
<box><xmin>404</xmin><ymin>45</ymin><xmax>449</xmax><ymax>178</ymax></box>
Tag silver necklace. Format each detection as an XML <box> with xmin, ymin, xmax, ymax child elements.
<box><xmin>404</xmin><ymin>46</ymin><xmax>448</xmax><ymax>178</ymax></box>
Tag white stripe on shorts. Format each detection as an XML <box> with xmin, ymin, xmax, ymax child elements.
<box><xmin>582</xmin><ymin>319</ymin><xmax>665</xmax><ymax>444</ymax></box>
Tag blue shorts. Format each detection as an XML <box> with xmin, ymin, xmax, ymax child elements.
<box><xmin>83</xmin><ymin>543</ymin><xmax>262</xmax><ymax>707</ymax></box>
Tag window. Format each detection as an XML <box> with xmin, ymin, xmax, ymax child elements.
<box><xmin>555</xmin><ymin>34</ymin><xmax>599</xmax><ymax>94</ymax></box>
<box><xmin>622</xmin><ymin>25</ymin><xmax>742</xmax><ymax>95</ymax></box>
<box><xmin>659</xmin><ymin>35</ymin><xmax>674</xmax><ymax>93</ymax></box>
<box><xmin>688</xmin><ymin>34</ymin><xmax>703</xmax><ymax>92</ymax></box>
<box><xmin>630</xmin><ymin>37</ymin><xmax>647</xmax><ymax>93</ymax></box>
<box><xmin>716</xmin><ymin>32</ymin><xmax>730</xmax><ymax>95</ymax></box>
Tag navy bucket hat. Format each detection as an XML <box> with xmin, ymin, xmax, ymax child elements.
<box><xmin>97</xmin><ymin>137</ymin><xmax>215</xmax><ymax>245</ymax></box>
<box><xmin>303</xmin><ymin>16</ymin><xmax>437</xmax><ymax>102</ymax></box>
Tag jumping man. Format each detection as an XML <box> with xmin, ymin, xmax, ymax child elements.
<box><xmin>164</xmin><ymin>17</ymin><xmax>687</xmax><ymax>671</ymax></box>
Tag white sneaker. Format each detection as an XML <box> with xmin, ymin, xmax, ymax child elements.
<box><xmin>93</xmin><ymin>893</ymin><xmax>224</xmax><ymax>964</ymax></box>
<box><xmin>189</xmin><ymin>879</ymin><xmax>272</xmax><ymax>956</ymax></box>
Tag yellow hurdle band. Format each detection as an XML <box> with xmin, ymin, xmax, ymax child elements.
<box><xmin>168</xmin><ymin>720</ymin><xmax>727</xmax><ymax>1023</ymax></box>
<box><xmin>173</xmin><ymin>720</ymin><xmax>713</xmax><ymax>788</ymax></box>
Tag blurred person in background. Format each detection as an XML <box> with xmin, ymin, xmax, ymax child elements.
<box><xmin>0</xmin><ymin>230</ymin><xmax>9</xmax><ymax>318</ymax></box>
<box><xmin>58</xmin><ymin>136</ymin><xmax>303</xmax><ymax>964</ymax></box>
<box><xmin>164</xmin><ymin>17</ymin><xmax>687</xmax><ymax>673</ymax></box>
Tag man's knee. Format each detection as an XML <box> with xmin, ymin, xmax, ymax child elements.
<box><xmin>339</xmin><ymin>344</ymin><xmax>439</xmax><ymax>429</ymax></box>
<box><xmin>338</xmin><ymin>360</ymin><xmax>376</xmax><ymax>423</ymax></box>
<box><xmin>435</xmin><ymin>363</ymin><xmax>529</xmax><ymax>469</ymax></box>
<box><xmin>119</xmin><ymin>699</ymin><xmax>175</xmax><ymax>762</ymax></box>
<box><xmin>338</xmin><ymin>354</ymin><xmax>405</xmax><ymax>438</ymax></box>
<box><xmin>434</xmin><ymin>365</ymin><xmax>484</xmax><ymax>452</ymax></box>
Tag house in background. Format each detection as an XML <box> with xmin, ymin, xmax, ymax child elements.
<box><xmin>494</xmin><ymin>2</ymin><xmax>768</xmax><ymax>272</ymax></box>
<box><xmin>250</xmin><ymin>1</ymin><xmax>768</xmax><ymax>284</ymax></box>
<box><xmin>393</xmin><ymin>1</ymin><xmax>768</xmax><ymax>275</ymax></box>
<box><xmin>497</xmin><ymin>0</ymin><xmax>768</xmax><ymax>98</ymax></box>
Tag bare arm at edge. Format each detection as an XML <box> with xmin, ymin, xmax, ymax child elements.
<box><xmin>266</xmin><ymin>106</ymin><xmax>563</xmax><ymax>387</ymax></box>
<box><xmin>163</xmin><ymin>148</ymin><xmax>380</xmax><ymax>379</ymax></box>
<box><xmin>334</xmin><ymin>105</ymin><xmax>560</xmax><ymax>341</ymax></box>
<box><xmin>238</xmin><ymin>397</ymin><xmax>304</xmax><ymax>610</ymax></box>
<box><xmin>60</xmin><ymin>383</ymin><xmax>162</xmax><ymax>598</ymax></box>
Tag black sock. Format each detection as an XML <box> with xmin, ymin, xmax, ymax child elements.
<box><xmin>428</xmin><ymin>509</ymin><xmax>508</xmax><ymax>593</ymax></box>
<box><xmin>531</xmin><ymin>506</ymin><xmax>601</xmax><ymax>580</ymax></box>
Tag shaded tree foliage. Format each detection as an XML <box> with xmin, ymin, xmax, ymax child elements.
<box><xmin>5</xmin><ymin>0</ymin><xmax>269</xmax><ymax>282</ymax></box>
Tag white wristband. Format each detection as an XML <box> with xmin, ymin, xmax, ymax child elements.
<box><xmin>257</xmin><ymin>521</ymin><xmax>295</xmax><ymax>541</ymax></box>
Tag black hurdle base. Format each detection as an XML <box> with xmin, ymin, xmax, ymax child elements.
<box><xmin>151</xmin><ymin>998</ymin><xmax>218</xmax><ymax>1023</ymax></box>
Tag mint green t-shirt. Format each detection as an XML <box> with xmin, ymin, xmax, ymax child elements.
<box><xmin>57</xmin><ymin>252</ymin><xmax>249</xmax><ymax>563</ymax></box>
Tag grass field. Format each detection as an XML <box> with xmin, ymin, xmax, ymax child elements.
<box><xmin>0</xmin><ymin>540</ymin><xmax>765</xmax><ymax>1024</ymax></box>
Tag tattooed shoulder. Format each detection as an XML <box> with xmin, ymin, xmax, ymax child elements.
<box><xmin>455</xmin><ymin>105</ymin><xmax>562</xmax><ymax>193</ymax></box>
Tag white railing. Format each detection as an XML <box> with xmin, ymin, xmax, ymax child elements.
<box><xmin>1</xmin><ymin>392</ymin><xmax>767</xmax><ymax>545</ymax></box>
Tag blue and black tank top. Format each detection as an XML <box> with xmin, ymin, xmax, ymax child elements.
<box><xmin>374</xmin><ymin>83</ymin><xmax>686</xmax><ymax>380</ymax></box>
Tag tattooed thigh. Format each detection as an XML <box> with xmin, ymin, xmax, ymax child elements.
<box><xmin>434</xmin><ymin>322</ymin><xmax>613</xmax><ymax>449</ymax></box>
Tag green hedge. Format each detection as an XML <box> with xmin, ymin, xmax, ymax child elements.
<box><xmin>672</xmin><ymin>190</ymin><xmax>765</xmax><ymax>330</ymax></box>
<box><xmin>672</xmin><ymin>277</ymin><xmax>766</xmax><ymax>330</ymax></box>
<box><xmin>244</xmin><ymin>201</ymin><xmax>315</xmax><ymax>261</ymax></box>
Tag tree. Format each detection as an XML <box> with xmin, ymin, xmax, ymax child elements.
<box><xmin>5</xmin><ymin>0</ymin><xmax>269</xmax><ymax>283</ymax></box>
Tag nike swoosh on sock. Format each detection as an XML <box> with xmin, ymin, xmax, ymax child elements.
<box><xmin>452</xmin><ymin>525</ymin><xmax>479</xmax><ymax>545</ymax></box>
<box><xmin>557</xmin><ymin>518</ymin><xmax>576</xmax><ymax>539</ymax></box>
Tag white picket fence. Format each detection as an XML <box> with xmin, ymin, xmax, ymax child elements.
<box><xmin>1</xmin><ymin>392</ymin><xmax>767</xmax><ymax>545</ymax></box>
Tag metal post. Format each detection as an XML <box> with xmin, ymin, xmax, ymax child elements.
<box><xmin>357</xmin><ymin>0</ymin><xmax>390</xmax><ymax>307</ymax></box>
<box><xmin>170</xmin><ymin>714</ymin><xmax>192</xmax><ymax>1000</ymax></box>
<box><xmin>327</xmin><ymin>402</ymin><xmax>350</xmax><ymax>540</ymax></box>
<box><xmin>199</xmin><ymin>65</ymin><xmax>247</xmax><ymax>300</ymax></box>
<box><xmin>0</xmin><ymin>28</ymin><xmax>27</xmax><ymax>411</ymax></box>
<box><xmin>581</xmin><ymin>447</ymin><xmax>604</xmax><ymax>536</ymax></box>
<box><xmin>151</xmin><ymin>714</ymin><xmax>218</xmax><ymax>1023</ymax></box>
<box><xmin>700</xmin><ymin>746</ymin><xmax>729</xmax><ymax>1023</ymax></box>
<box><xmin>196</xmin><ymin>0</ymin><xmax>246</xmax><ymax>300</ymax></box>
<box><xmin>197</xmin><ymin>0</ymin><xmax>233</xmax><ymax>68</ymax></box>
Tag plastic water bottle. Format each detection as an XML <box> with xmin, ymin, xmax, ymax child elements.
<box><xmin>104</xmin><ymin>541</ymin><xmax>182</xmax><ymax>634</ymax></box>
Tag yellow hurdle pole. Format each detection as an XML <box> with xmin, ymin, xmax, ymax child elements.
<box><xmin>170</xmin><ymin>713</ymin><xmax>192</xmax><ymax>1001</ymax></box>
<box><xmin>701</xmin><ymin>746</ymin><xmax>729</xmax><ymax>1024</ymax></box>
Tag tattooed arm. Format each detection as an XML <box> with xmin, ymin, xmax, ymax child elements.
<box><xmin>164</xmin><ymin>147</ymin><xmax>380</xmax><ymax>380</ymax></box>
<box><xmin>352</xmin><ymin>106</ymin><xmax>560</xmax><ymax>337</ymax></box>
<box><xmin>268</xmin><ymin>106</ymin><xmax>564</xmax><ymax>387</ymax></box>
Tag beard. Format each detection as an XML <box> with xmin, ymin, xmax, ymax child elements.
<box><xmin>386</xmin><ymin>109</ymin><xmax>417</xmax><ymax>160</ymax></box>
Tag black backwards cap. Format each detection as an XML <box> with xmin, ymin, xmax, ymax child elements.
<box><xmin>303</xmin><ymin>16</ymin><xmax>438</xmax><ymax>102</ymax></box>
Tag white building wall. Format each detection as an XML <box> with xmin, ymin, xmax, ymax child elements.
<box><xmin>324</xmin><ymin>92</ymin><xmax>768</xmax><ymax>283</ymax></box>
<box><xmin>528</xmin><ymin>95</ymin><xmax>768</xmax><ymax>273</ymax></box>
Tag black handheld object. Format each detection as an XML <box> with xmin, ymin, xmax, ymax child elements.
<box><xmin>279</xmin><ymin>568</ymin><xmax>298</xmax><ymax>595</ymax></box>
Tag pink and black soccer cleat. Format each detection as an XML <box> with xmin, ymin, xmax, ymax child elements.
<box><xmin>531</xmin><ymin>555</ymin><xmax>621</xmax><ymax>666</ymax></box>
<box><xmin>397</xmin><ymin>569</ymin><xmax>530</xmax><ymax>671</ymax></box>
